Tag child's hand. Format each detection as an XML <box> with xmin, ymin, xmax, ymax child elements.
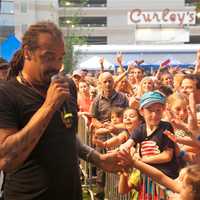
<box><xmin>129</xmin><ymin>96</ymin><xmax>140</xmax><ymax>109</ymax></box>
<box><xmin>130</xmin><ymin>147</ymin><xmax>136</xmax><ymax>157</ymax></box>
<box><xmin>103</xmin><ymin>121</ymin><xmax>111</xmax><ymax>127</ymax></box>
<box><xmin>92</xmin><ymin>135</ymin><xmax>105</xmax><ymax>147</ymax></box>
<box><xmin>107</xmin><ymin>124</ymin><xmax>117</xmax><ymax>133</ymax></box>
<box><xmin>119</xmin><ymin>139</ymin><xmax>134</xmax><ymax>151</ymax></box>
<box><xmin>99</xmin><ymin>56</ymin><xmax>104</xmax><ymax>65</ymax></box>
<box><xmin>194</xmin><ymin>49</ymin><xmax>200</xmax><ymax>74</ymax></box>
<box><xmin>117</xmin><ymin>148</ymin><xmax>135</xmax><ymax>168</ymax></box>
<box><xmin>186</xmin><ymin>152</ymin><xmax>200</xmax><ymax>164</ymax></box>
<box><xmin>187</xmin><ymin>100</ymin><xmax>198</xmax><ymax>134</ymax></box>
<box><xmin>164</xmin><ymin>130</ymin><xmax>177</xmax><ymax>142</ymax></box>
<box><xmin>116</xmin><ymin>52</ymin><xmax>123</xmax><ymax>65</ymax></box>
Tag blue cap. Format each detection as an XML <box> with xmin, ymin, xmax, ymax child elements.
<box><xmin>139</xmin><ymin>91</ymin><xmax>165</xmax><ymax>109</ymax></box>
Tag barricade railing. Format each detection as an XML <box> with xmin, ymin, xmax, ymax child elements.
<box><xmin>105</xmin><ymin>172</ymin><xmax>170</xmax><ymax>200</ymax></box>
<box><xmin>0</xmin><ymin>171</ymin><xmax>3</xmax><ymax>198</ymax></box>
<box><xmin>78</xmin><ymin>114</ymin><xmax>90</xmax><ymax>173</ymax></box>
<box><xmin>78</xmin><ymin>114</ymin><xmax>95</xmax><ymax>200</ymax></box>
<box><xmin>105</xmin><ymin>173</ymin><xmax>131</xmax><ymax>200</ymax></box>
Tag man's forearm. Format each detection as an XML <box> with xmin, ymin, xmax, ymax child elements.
<box><xmin>77</xmin><ymin>137</ymin><xmax>101</xmax><ymax>167</ymax></box>
<box><xmin>0</xmin><ymin>104</ymin><xmax>55</xmax><ymax>172</ymax></box>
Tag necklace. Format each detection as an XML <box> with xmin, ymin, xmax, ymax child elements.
<box><xmin>18</xmin><ymin>72</ymin><xmax>46</xmax><ymax>98</ymax></box>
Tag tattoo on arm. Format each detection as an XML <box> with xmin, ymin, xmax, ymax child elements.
<box><xmin>0</xmin><ymin>106</ymin><xmax>54</xmax><ymax>172</ymax></box>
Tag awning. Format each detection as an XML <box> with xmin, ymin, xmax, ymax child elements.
<box><xmin>78</xmin><ymin>56</ymin><xmax>114</xmax><ymax>70</ymax></box>
<box><xmin>0</xmin><ymin>34</ymin><xmax>21</xmax><ymax>61</ymax></box>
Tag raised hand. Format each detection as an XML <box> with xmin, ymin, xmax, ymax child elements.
<box><xmin>99</xmin><ymin>56</ymin><xmax>105</xmax><ymax>73</ymax></box>
<box><xmin>165</xmin><ymin>106</ymin><xmax>196</xmax><ymax>134</ymax></box>
<box><xmin>99</xmin><ymin>56</ymin><xmax>104</xmax><ymax>65</ymax></box>
<box><xmin>116</xmin><ymin>52</ymin><xmax>123</xmax><ymax>65</ymax></box>
<box><xmin>129</xmin><ymin>96</ymin><xmax>140</xmax><ymax>109</ymax></box>
<box><xmin>194</xmin><ymin>49</ymin><xmax>200</xmax><ymax>74</ymax></box>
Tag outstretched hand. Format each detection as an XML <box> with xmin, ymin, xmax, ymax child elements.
<box><xmin>99</xmin><ymin>150</ymin><xmax>129</xmax><ymax>173</ymax></box>
<box><xmin>117</xmin><ymin>148</ymin><xmax>137</xmax><ymax>169</ymax></box>
<box><xmin>92</xmin><ymin>135</ymin><xmax>105</xmax><ymax>148</ymax></box>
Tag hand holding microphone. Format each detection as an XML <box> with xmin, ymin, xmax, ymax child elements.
<box><xmin>50</xmin><ymin>73</ymin><xmax>73</xmax><ymax>128</ymax></box>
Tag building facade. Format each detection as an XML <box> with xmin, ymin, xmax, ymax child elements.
<box><xmin>0</xmin><ymin>0</ymin><xmax>199</xmax><ymax>44</ymax></box>
<box><xmin>0</xmin><ymin>0</ymin><xmax>15</xmax><ymax>43</ymax></box>
<box><xmin>58</xmin><ymin>0</ymin><xmax>200</xmax><ymax>44</ymax></box>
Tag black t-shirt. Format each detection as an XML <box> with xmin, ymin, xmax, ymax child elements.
<box><xmin>0</xmin><ymin>78</ymin><xmax>81</xmax><ymax>200</ymax></box>
<box><xmin>130</xmin><ymin>121</ymin><xmax>179</xmax><ymax>179</ymax></box>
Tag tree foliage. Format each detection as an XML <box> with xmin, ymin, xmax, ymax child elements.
<box><xmin>60</xmin><ymin>0</ymin><xmax>89</xmax><ymax>73</ymax></box>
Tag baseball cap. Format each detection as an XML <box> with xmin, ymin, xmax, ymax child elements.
<box><xmin>139</xmin><ymin>91</ymin><xmax>165</xmax><ymax>109</ymax></box>
<box><xmin>72</xmin><ymin>70</ymin><xmax>83</xmax><ymax>78</ymax></box>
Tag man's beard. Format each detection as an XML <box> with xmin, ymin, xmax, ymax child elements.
<box><xmin>32</xmin><ymin>70</ymin><xmax>59</xmax><ymax>92</ymax></box>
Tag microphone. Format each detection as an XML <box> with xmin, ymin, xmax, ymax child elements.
<box><xmin>51</xmin><ymin>74</ymin><xmax>73</xmax><ymax>128</ymax></box>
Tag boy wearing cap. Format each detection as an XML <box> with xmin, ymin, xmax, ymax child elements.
<box><xmin>121</xmin><ymin>91</ymin><xmax>179</xmax><ymax>179</ymax></box>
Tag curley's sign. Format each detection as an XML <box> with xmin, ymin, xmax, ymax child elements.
<box><xmin>128</xmin><ymin>9</ymin><xmax>196</xmax><ymax>25</ymax></box>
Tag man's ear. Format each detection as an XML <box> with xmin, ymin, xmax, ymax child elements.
<box><xmin>23</xmin><ymin>46</ymin><xmax>32</xmax><ymax>60</ymax></box>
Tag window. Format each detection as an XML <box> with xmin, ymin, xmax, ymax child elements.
<box><xmin>59</xmin><ymin>16</ymin><xmax>107</xmax><ymax>27</ymax></box>
<box><xmin>0</xmin><ymin>1</ymin><xmax>14</xmax><ymax>14</ymax></box>
<box><xmin>66</xmin><ymin>36</ymin><xmax>107</xmax><ymax>45</ymax></box>
<box><xmin>86</xmin><ymin>36</ymin><xmax>107</xmax><ymax>44</ymax></box>
<box><xmin>21</xmin><ymin>24</ymin><xmax>27</xmax><ymax>34</ymax></box>
<box><xmin>185</xmin><ymin>35</ymin><xmax>200</xmax><ymax>44</ymax></box>
<box><xmin>20</xmin><ymin>0</ymin><xmax>27</xmax><ymax>13</ymax></box>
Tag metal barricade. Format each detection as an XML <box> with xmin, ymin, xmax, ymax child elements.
<box><xmin>78</xmin><ymin>115</ymin><xmax>95</xmax><ymax>200</ymax></box>
<box><xmin>105</xmin><ymin>173</ymin><xmax>131</xmax><ymax>200</ymax></box>
<box><xmin>105</xmin><ymin>172</ymin><xmax>170</xmax><ymax>200</ymax></box>
<box><xmin>77</xmin><ymin>116</ymin><xmax>171</xmax><ymax>200</ymax></box>
<box><xmin>0</xmin><ymin>171</ymin><xmax>3</xmax><ymax>198</ymax></box>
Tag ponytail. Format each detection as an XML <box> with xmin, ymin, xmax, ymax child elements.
<box><xmin>7</xmin><ymin>49</ymin><xmax>24</xmax><ymax>80</ymax></box>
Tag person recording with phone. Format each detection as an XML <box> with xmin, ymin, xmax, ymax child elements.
<box><xmin>0</xmin><ymin>21</ymin><xmax>125</xmax><ymax>200</ymax></box>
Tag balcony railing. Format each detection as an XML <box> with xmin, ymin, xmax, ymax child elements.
<box><xmin>59</xmin><ymin>0</ymin><xmax>107</xmax><ymax>8</ymax></box>
<box><xmin>59</xmin><ymin>16</ymin><xmax>107</xmax><ymax>28</ymax></box>
<box><xmin>60</xmin><ymin>23</ymin><xmax>106</xmax><ymax>28</ymax></box>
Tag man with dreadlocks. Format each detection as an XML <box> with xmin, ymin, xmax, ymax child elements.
<box><xmin>0</xmin><ymin>21</ymin><xmax>125</xmax><ymax>200</ymax></box>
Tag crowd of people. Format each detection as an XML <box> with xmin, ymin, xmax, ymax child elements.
<box><xmin>0</xmin><ymin>21</ymin><xmax>200</xmax><ymax>200</ymax></box>
<box><xmin>70</xmin><ymin>43</ymin><xmax>200</xmax><ymax>200</ymax></box>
